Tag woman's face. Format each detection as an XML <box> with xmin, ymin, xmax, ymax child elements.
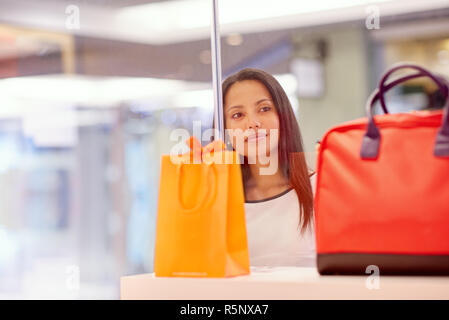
<box><xmin>224</xmin><ymin>80</ymin><xmax>280</xmax><ymax>160</ymax></box>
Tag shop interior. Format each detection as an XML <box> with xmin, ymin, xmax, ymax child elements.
<box><xmin>0</xmin><ymin>0</ymin><xmax>448</xmax><ymax>299</ymax></box>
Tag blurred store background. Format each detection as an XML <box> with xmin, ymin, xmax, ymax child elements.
<box><xmin>0</xmin><ymin>0</ymin><xmax>448</xmax><ymax>299</ymax></box>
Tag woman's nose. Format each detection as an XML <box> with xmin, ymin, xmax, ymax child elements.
<box><xmin>247</xmin><ymin>117</ymin><xmax>261</xmax><ymax>130</ymax></box>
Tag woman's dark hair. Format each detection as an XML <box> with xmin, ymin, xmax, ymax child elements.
<box><xmin>221</xmin><ymin>68</ymin><xmax>314</xmax><ymax>234</ymax></box>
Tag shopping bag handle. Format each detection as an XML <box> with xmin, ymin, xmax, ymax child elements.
<box><xmin>176</xmin><ymin>162</ymin><xmax>217</xmax><ymax>214</ymax></box>
<box><xmin>361</xmin><ymin>63</ymin><xmax>449</xmax><ymax>159</ymax></box>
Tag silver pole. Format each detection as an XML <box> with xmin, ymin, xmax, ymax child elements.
<box><xmin>210</xmin><ymin>0</ymin><xmax>224</xmax><ymax>141</ymax></box>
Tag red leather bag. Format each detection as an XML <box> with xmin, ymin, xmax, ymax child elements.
<box><xmin>314</xmin><ymin>64</ymin><xmax>449</xmax><ymax>275</ymax></box>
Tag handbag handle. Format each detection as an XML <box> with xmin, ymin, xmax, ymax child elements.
<box><xmin>360</xmin><ymin>63</ymin><xmax>449</xmax><ymax>160</ymax></box>
<box><xmin>378</xmin><ymin>64</ymin><xmax>449</xmax><ymax>114</ymax></box>
<box><xmin>369</xmin><ymin>71</ymin><xmax>429</xmax><ymax>113</ymax></box>
<box><xmin>176</xmin><ymin>162</ymin><xmax>217</xmax><ymax>214</ymax></box>
<box><xmin>361</xmin><ymin>71</ymin><xmax>430</xmax><ymax>159</ymax></box>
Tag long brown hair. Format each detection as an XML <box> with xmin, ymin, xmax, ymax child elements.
<box><xmin>221</xmin><ymin>68</ymin><xmax>314</xmax><ymax>235</ymax></box>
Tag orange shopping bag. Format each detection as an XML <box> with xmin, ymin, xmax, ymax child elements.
<box><xmin>154</xmin><ymin>148</ymin><xmax>250</xmax><ymax>278</ymax></box>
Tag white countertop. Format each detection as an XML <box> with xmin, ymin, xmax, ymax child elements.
<box><xmin>120</xmin><ymin>266</ymin><xmax>449</xmax><ymax>300</ymax></box>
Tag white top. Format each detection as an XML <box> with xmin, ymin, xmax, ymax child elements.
<box><xmin>244</xmin><ymin>174</ymin><xmax>317</xmax><ymax>267</ymax></box>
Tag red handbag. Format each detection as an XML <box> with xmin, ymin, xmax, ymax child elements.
<box><xmin>314</xmin><ymin>64</ymin><xmax>449</xmax><ymax>275</ymax></box>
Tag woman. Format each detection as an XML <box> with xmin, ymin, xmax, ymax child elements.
<box><xmin>191</xmin><ymin>68</ymin><xmax>316</xmax><ymax>267</ymax></box>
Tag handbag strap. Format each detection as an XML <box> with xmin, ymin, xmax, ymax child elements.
<box><xmin>360</xmin><ymin>63</ymin><xmax>449</xmax><ymax>160</ymax></box>
<box><xmin>378</xmin><ymin>63</ymin><xmax>449</xmax><ymax>114</ymax></box>
<box><xmin>367</xmin><ymin>71</ymin><xmax>428</xmax><ymax>114</ymax></box>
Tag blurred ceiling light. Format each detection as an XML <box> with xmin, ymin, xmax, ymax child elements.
<box><xmin>22</xmin><ymin>108</ymin><xmax>79</xmax><ymax>147</ymax></box>
<box><xmin>0</xmin><ymin>73</ymin><xmax>298</xmax><ymax>124</ymax></box>
<box><xmin>22</xmin><ymin>108</ymin><xmax>77</xmax><ymax>133</ymax></box>
<box><xmin>226</xmin><ymin>33</ymin><xmax>243</xmax><ymax>46</ymax></box>
<box><xmin>119</xmin><ymin>0</ymin><xmax>393</xmax><ymax>32</ymax></box>
<box><xmin>0</xmin><ymin>75</ymin><xmax>206</xmax><ymax>107</ymax></box>
<box><xmin>3</xmin><ymin>0</ymin><xmax>447</xmax><ymax>46</ymax></box>
<box><xmin>2</xmin><ymin>0</ymin><xmax>448</xmax><ymax>45</ymax></box>
<box><xmin>0</xmin><ymin>75</ymin><xmax>211</xmax><ymax>120</ymax></box>
<box><xmin>173</xmin><ymin>89</ymin><xmax>213</xmax><ymax>109</ymax></box>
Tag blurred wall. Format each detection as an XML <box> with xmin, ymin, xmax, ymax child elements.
<box><xmin>293</xmin><ymin>26</ymin><xmax>371</xmax><ymax>170</ymax></box>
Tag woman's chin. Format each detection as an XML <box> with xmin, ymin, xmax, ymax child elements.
<box><xmin>232</xmin><ymin>141</ymin><xmax>278</xmax><ymax>160</ymax></box>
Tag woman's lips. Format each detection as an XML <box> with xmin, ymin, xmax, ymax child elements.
<box><xmin>245</xmin><ymin>133</ymin><xmax>268</xmax><ymax>143</ymax></box>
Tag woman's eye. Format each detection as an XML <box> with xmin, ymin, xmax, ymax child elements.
<box><xmin>231</xmin><ymin>112</ymin><xmax>242</xmax><ymax>119</ymax></box>
<box><xmin>260</xmin><ymin>106</ymin><xmax>271</xmax><ymax>112</ymax></box>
